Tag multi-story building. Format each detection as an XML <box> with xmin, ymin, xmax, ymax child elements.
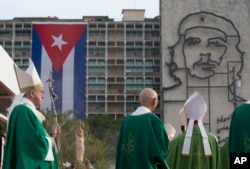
<box><xmin>0</xmin><ymin>9</ymin><xmax>161</xmax><ymax>119</ymax></box>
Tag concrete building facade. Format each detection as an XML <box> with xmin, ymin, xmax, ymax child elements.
<box><xmin>0</xmin><ymin>10</ymin><xmax>161</xmax><ymax>119</ymax></box>
<box><xmin>161</xmin><ymin>0</ymin><xmax>250</xmax><ymax>146</ymax></box>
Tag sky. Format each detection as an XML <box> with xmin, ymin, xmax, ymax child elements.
<box><xmin>0</xmin><ymin>0</ymin><xmax>159</xmax><ymax>21</ymax></box>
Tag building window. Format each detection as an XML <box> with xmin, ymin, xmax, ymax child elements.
<box><xmin>88</xmin><ymin>67</ymin><xmax>105</xmax><ymax>73</ymax></box>
<box><xmin>15</xmin><ymin>30</ymin><xmax>31</xmax><ymax>37</ymax></box>
<box><xmin>23</xmin><ymin>41</ymin><xmax>31</xmax><ymax>47</ymax></box>
<box><xmin>88</xmin><ymin>84</ymin><xmax>105</xmax><ymax>90</ymax></box>
<box><xmin>14</xmin><ymin>41</ymin><xmax>22</xmax><ymax>46</ymax></box>
<box><xmin>126</xmin><ymin>84</ymin><xmax>143</xmax><ymax>90</ymax></box>
<box><xmin>15</xmin><ymin>24</ymin><xmax>22</xmax><ymax>29</ymax></box>
<box><xmin>0</xmin><ymin>30</ymin><xmax>11</xmax><ymax>37</ymax></box>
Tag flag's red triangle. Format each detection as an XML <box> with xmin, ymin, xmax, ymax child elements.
<box><xmin>34</xmin><ymin>24</ymin><xmax>86</xmax><ymax>72</ymax></box>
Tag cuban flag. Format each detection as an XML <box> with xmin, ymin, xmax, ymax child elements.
<box><xmin>31</xmin><ymin>23</ymin><xmax>87</xmax><ymax>119</ymax></box>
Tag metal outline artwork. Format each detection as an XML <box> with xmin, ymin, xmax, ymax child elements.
<box><xmin>163</xmin><ymin>11</ymin><xmax>247</xmax><ymax>144</ymax></box>
<box><xmin>165</xmin><ymin>11</ymin><xmax>245</xmax><ymax>106</ymax></box>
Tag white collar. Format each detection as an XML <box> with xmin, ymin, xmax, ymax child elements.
<box><xmin>132</xmin><ymin>106</ymin><xmax>152</xmax><ymax>116</ymax></box>
<box><xmin>20</xmin><ymin>98</ymin><xmax>46</xmax><ymax>123</ymax></box>
<box><xmin>21</xmin><ymin>97</ymin><xmax>35</xmax><ymax>108</ymax></box>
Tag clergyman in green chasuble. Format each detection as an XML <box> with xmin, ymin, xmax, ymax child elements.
<box><xmin>3</xmin><ymin>104</ymin><xmax>58</xmax><ymax>169</ymax></box>
<box><xmin>166</xmin><ymin>126</ymin><xmax>221</xmax><ymax>169</ymax></box>
<box><xmin>3</xmin><ymin>59</ymin><xmax>59</xmax><ymax>169</ymax></box>
<box><xmin>116</xmin><ymin>88</ymin><xmax>170</xmax><ymax>169</ymax></box>
<box><xmin>229</xmin><ymin>102</ymin><xmax>250</xmax><ymax>153</ymax></box>
<box><xmin>166</xmin><ymin>92</ymin><xmax>221</xmax><ymax>169</ymax></box>
<box><xmin>228</xmin><ymin>102</ymin><xmax>250</xmax><ymax>168</ymax></box>
<box><xmin>116</xmin><ymin>112</ymin><xmax>170</xmax><ymax>169</ymax></box>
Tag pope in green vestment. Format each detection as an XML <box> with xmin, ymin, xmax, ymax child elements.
<box><xmin>115</xmin><ymin>106</ymin><xmax>170</xmax><ymax>169</ymax></box>
<box><xmin>3</xmin><ymin>58</ymin><xmax>59</xmax><ymax>169</ymax></box>
<box><xmin>3</xmin><ymin>102</ymin><xmax>58</xmax><ymax>169</ymax></box>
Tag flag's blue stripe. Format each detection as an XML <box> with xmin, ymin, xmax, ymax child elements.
<box><xmin>74</xmin><ymin>28</ymin><xmax>87</xmax><ymax>119</ymax></box>
<box><xmin>31</xmin><ymin>27</ymin><xmax>42</xmax><ymax>74</ymax></box>
<box><xmin>53</xmin><ymin>67</ymin><xmax>63</xmax><ymax>112</ymax></box>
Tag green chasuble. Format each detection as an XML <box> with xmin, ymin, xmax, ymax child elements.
<box><xmin>116</xmin><ymin>113</ymin><xmax>170</xmax><ymax>169</ymax></box>
<box><xmin>166</xmin><ymin>126</ymin><xmax>221</xmax><ymax>169</ymax></box>
<box><xmin>3</xmin><ymin>104</ymin><xmax>58</xmax><ymax>169</ymax></box>
<box><xmin>220</xmin><ymin>140</ymin><xmax>229</xmax><ymax>169</ymax></box>
<box><xmin>229</xmin><ymin>103</ymin><xmax>250</xmax><ymax>153</ymax></box>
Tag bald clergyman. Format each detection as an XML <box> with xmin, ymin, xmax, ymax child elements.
<box><xmin>115</xmin><ymin>88</ymin><xmax>170</xmax><ymax>169</ymax></box>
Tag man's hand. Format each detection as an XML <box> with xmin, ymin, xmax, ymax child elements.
<box><xmin>52</xmin><ymin>123</ymin><xmax>61</xmax><ymax>138</ymax></box>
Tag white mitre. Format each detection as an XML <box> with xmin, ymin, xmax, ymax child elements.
<box><xmin>8</xmin><ymin>58</ymin><xmax>43</xmax><ymax>114</ymax></box>
<box><xmin>182</xmin><ymin>92</ymin><xmax>212</xmax><ymax>156</ymax></box>
<box><xmin>165</xmin><ymin>123</ymin><xmax>176</xmax><ymax>140</ymax></box>
<box><xmin>14</xmin><ymin>58</ymin><xmax>43</xmax><ymax>93</ymax></box>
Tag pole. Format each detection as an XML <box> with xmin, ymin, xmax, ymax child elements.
<box><xmin>46</xmin><ymin>71</ymin><xmax>64</xmax><ymax>169</ymax></box>
<box><xmin>231</xmin><ymin>67</ymin><xmax>237</xmax><ymax>108</ymax></box>
<box><xmin>0</xmin><ymin>136</ymin><xmax>4</xmax><ymax>168</ymax></box>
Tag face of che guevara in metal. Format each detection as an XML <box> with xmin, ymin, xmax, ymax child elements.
<box><xmin>183</xmin><ymin>27</ymin><xmax>227</xmax><ymax>79</ymax></box>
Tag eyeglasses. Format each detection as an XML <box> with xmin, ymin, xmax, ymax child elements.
<box><xmin>34</xmin><ymin>89</ymin><xmax>45</xmax><ymax>95</ymax></box>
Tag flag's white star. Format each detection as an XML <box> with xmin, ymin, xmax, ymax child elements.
<box><xmin>51</xmin><ymin>34</ymin><xmax>68</xmax><ymax>51</ymax></box>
